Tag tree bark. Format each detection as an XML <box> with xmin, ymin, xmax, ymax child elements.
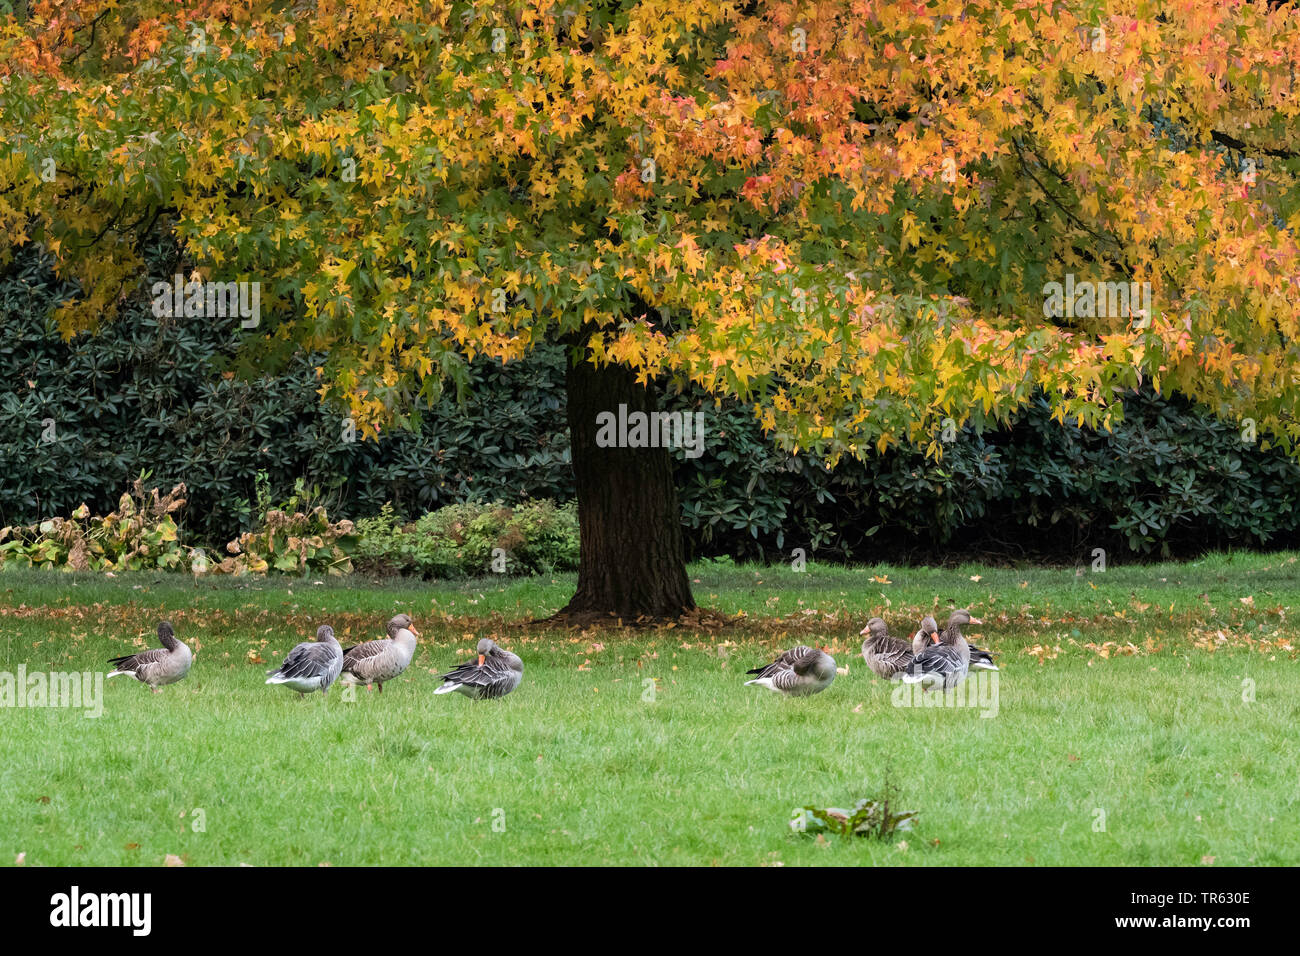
<box><xmin>557</xmin><ymin>349</ymin><xmax>696</xmax><ymax>622</ymax></box>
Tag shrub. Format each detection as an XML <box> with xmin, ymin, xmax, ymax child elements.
<box><xmin>353</xmin><ymin>499</ymin><xmax>579</xmax><ymax>578</ymax></box>
<box><xmin>0</xmin><ymin>477</ymin><xmax>188</xmax><ymax>572</ymax></box>
<box><xmin>218</xmin><ymin>507</ymin><xmax>356</xmax><ymax>576</ymax></box>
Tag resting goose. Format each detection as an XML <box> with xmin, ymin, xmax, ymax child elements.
<box><xmin>265</xmin><ymin>624</ymin><xmax>343</xmax><ymax>697</ymax></box>
<box><xmin>340</xmin><ymin>613</ymin><xmax>420</xmax><ymax>692</ymax></box>
<box><xmin>434</xmin><ymin>637</ymin><xmax>523</xmax><ymax>699</ymax></box>
<box><xmin>107</xmin><ymin>621</ymin><xmax>192</xmax><ymax>692</ymax></box>
<box><xmin>745</xmin><ymin>645</ymin><xmax>836</xmax><ymax>696</ymax></box>
<box><xmin>860</xmin><ymin>617</ymin><xmax>914</xmax><ymax>679</ymax></box>
<box><xmin>919</xmin><ymin>611</ymin><xmax>998</xmax><ymax>671</ymax></box>
<box><xmin>902</xmin><ymin>609</ymin><xmax>980</xmax><ymax>691</ymax></box>
<box><xmin>912</xmin><ymin>615</ymin><xmax>940</xmax><ymax>657</ymax></box>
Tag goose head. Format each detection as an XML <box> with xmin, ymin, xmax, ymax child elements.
<box><xmin>157</xmin><ymin>620</ymin><xmax>178</xmax><ymax>649</ymax></box>
<box><xmin>316</xmin><ymin>624</ymin><xmax>336</xmax><ymax>643</ymax></box>
<box><xmin>387</xmin><ymin>613</ymin><xmax>419</xmax><ymax>639</ymax></box>
<box><xmin>476</xmin><ymin>637</ymin><xmax>497</xmax><ymax>667</ymax></box>
<box><xmin>920</xmin><ymin>615</ymin><xmax>940</xmax><ymax>644</ymax></box>
<box><xmin>943</xmin><ymin>609</ymin><xmax>982</xmax><ymax>640</ymax></box>
<box><xmin>859</xmin><ymin>617</ymin><xmax>888</xmax><ymax>641</ymax></box>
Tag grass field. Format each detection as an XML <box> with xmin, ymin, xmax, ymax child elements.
<box><xmin>2</xmin><ymin>552</ymin><xmax>1298</xmax><ymax>866</ymax></box>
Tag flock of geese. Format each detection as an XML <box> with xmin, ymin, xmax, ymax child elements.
<box><xmin>107</xmin><ymin>614</ymin><xmax>524</xmax><ymax>700</ymax></box>
<box><xmin>104</xmin><ymin>608</ymin><xmax>993</xmax><ymax>702</ymax></box>
<box><xmin>744</xmin><ymin>609</ymin><xmax>997</xmax><ymax>696</ymax></box>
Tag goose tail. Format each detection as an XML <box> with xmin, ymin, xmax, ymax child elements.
<box><xmin>433</xmin><ymin>681</ymin><xmax>460</xmax><ymax>695</ymax></box>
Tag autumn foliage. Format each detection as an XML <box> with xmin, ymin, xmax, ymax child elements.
<box><xmin>2</xmin><ymin>0</ymin><xmax>1300</xmax><ymax>464</ymax></box>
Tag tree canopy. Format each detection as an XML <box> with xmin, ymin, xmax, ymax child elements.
<box><xmin>3</xmin><ymin>0</ymin><xmax>1300</xmax><ymax>461</ymax></box>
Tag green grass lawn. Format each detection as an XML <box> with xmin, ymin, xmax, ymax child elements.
<box><xmin>2</xmin><ymin>552</ymin><xmax>1298</xmax><ymax>866</ymax></box>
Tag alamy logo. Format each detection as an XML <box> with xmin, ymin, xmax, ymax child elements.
<box><xmin>0</xmin><ymin>667</ymin><xmax>103</xmax><ymax>718</ymax></box>
<box><xmin>151</xmin><ymin>274</ymin><xmax>261</xmax><ymax>327</ymax></box>
<box><xmin>1042</xmin><ymin>274</ymin><xmax>1151</xmax><ymax>322</ymax></box>
<box><xmin>595</xmin><ymin>404</ymin><xmax>707</xmax><ymax>460</ymax></box>
<box><xmin>50</xmin><ymin>886</ymin><xmax>151</xmax><ymax>936</ymax></box>
<box><xmin>891</xmin><ymin>670</ymin><xmax>1000</xmax><ymax>717</ymax></box>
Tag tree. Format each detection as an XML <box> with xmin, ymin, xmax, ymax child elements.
<box><xmin>3</xmin><ymin>0</ymin><xmax>1300</xmax><ymax>619</ymax></box>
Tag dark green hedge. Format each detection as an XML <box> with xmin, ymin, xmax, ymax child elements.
<box><xmin>4</xmin><ymin>241</ymin><xmax>1300</xmax><ymax>563</ymax></box>
<box><xmin>673</xmin><ymin>390</ymin><xmax>1300</xmax><ymax>562</ymax></box>
<box><xmin>0</xmin><ymin>240</ymin><xmax>570</xmax><ymax>545</ymax></box>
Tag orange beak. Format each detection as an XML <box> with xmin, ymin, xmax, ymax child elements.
<box><xmin>477</xmin><ymin>654</ymin><xmax>486</xmax><ymax>667</ymax></box>
<box><xmin>969</xmin><ymin>618</ymin><xmax>984</xmax><ymax>626</ymax></box>
<box><xmin>930</xmin><ymin>631</ymin><xmax>940</xmax><ymax>644</ymax></box>
<box><xmin>409</xmin><ymin>626</ymin><xmax>420</xmax><ymax>638</ymax></box>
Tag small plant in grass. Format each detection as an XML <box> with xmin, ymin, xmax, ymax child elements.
<box><xmin>791</xmin><ymin>777</ymin><xmax>917</xmax><ymax>840</ymax></box>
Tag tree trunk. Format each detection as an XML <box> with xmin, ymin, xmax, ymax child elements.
<box><xmin>557</xmin><ymin>350</ymin><xmax>696</xmax><ymax>622</ymax></box>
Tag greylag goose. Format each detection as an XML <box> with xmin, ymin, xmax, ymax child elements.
<box><xmin>860</xmin><ymin>617</ymin><xmax>914</xmax><ymax>679</ymax></box>
<box><xmin>745</xmin><ymin>645</ymin><xmax>836</xmax><ymax>696</ymax></box>
<box><xmin>107</xmin><ymin>621</ymin><xmax>192</xmax><ymax>692</ymax></box>
<box><xmin>912</xmin><ymin>615</ymin><xmax>940</xmax><ymax>657</ymax></box>
<box><xmin>434</xmin><ymin>637</ymin><xmax>523</xmax><ymax>699</ymax></box>
<box><xmin>340</xmin><ymin>613</ymin><xmax>420</xmax><ymax>692</ymax></box>
<box><xmin>902</xmin><ymin>609</ymin><xmax>979</xmax><ymax>691</ymax></box>
<box><xmin>265</xmin><ymin>624</ymin><xmax>343</xmax><ymax>697</ymax></box>
<box><xmin>917</xmin><ymin>611</ymin><xmax>998</xmax><ymax>671</ymax></box>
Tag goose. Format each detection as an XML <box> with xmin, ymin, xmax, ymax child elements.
<box><xmin>918</xmin><ymin>611</ymin><xmax>999</xmax><ymax>671</ymax></box>
<box><xmin>860</xmin><ymin>617</ymin><xmax>914</xmax><ymax>679</ymax></box>
<box><xmin>912</xmin><ymin>615</ymin><xmax>940</xmax><ymax>657</ymax></box>
<box><xmin>340</xmin><ymin>613</ymin><xmax>420</xmax><ymax>692</ymax></box>
<box><xmin>265</xmin><ymin>624</ymin><xmax>343</xmax><ymax>697</ymax></box>
<box><xmin>902</xmin><ymin>609</ymin><xmax>979</xmax><ymax>691</ymax></box>
<box><xmin>745</xmin><ymin>645</ymin><xmax>836</xmax><ymax>696</ymax></box>
<box><xmin>434</xmin><ymin>637</ymin><xmax>523</xmax><ymax>699</ymax></box>
<box><xmin>107</xmin><ymin>621</ymin><xmax>192</xmax><ymax>692</ymax></box>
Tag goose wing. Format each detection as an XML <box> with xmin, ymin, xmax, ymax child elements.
<box><xmin>108</xmin><ymin>647</ymin><xmax>168</xmax><ymax>674</ymax></box>
<box><xmin>342</xmin><ymin>638</ymin><xmax>388</xmax><ymax>668</ymax></box>
<box><xmin>910</xmin><ymin>643</ymin><xmax>964</xmax><ymax>677</ymax></box>
<box><xmin>747</xmin><ymin>645</ymin><xmax>818</xmax><ymax>679</ymax></box>
<box><xmin>440</xmin><ymin>653</ymin><xmax>519</xmax><ymax>698</ymax></box>
<box><xmin>876</xmin><ymin>636</ymin><xmax>913</xmax><ymax>670</ymax></box>
<box><xmin>271</xmin><ymin>640</ymin><xmax>339</xmax><ymax>680</ymax></box>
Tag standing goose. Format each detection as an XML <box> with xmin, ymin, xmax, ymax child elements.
<box><xmin>745</xmin><ymin>645</ymin><xmax>836</xmax><ymax>696</ymax></box>
<box><xmin>860</xmin><ymin>618</ymin><xmax>914</xmax><ymax>679</ymax></box>
<box><xmin>265</xmin><ymin>624</ymin><xmax>343</xmax><ymax>698</ymax></box>
<box><xmin>434</xmin><ymin>637</ymin><xmax>523</xmax><ymax>700</ymax></box>
<box><xmin>340</xmin><ymin>613</ymin><xmax>420</xmax><ymax>692</ymax></box>
<box><xmin>902</xmin><ymin>609</ymin><xmax>979</xmax><ymax>691</ymax></box>
<box><xmin>107</xmin><ymin>621</ymin><xmax>192</xmax><ymax>692</ymax></box>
